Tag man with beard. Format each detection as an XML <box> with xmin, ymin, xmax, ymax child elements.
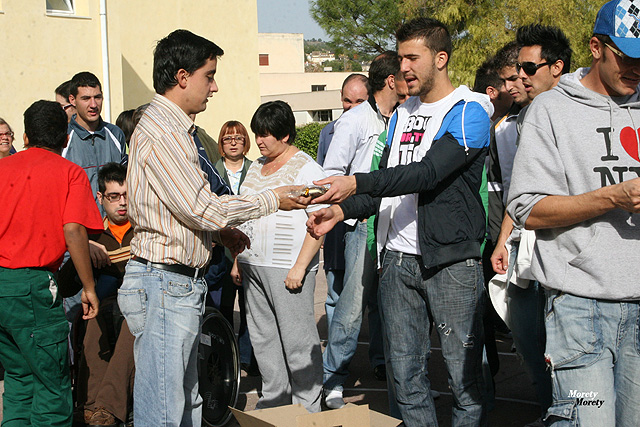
<box><xmin>307</xmin><ymin>17</ymin><xmax>493</xmax><ymax>426</ymax></box>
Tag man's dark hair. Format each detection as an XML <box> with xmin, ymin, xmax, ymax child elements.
<box><xmin>153</xmin><ymin>29</ymin><xmax>224</xmax><ymax>95</ymax></box>
<box><xmin>396</xmin><ymin>17</ymin><xmax>452</xmax><ymax>63</ymax></box>
<box><xmin>24</xmin><ymin>100</ymin><xmax>68</xmax><ymax>151</ymax></box>
<box><xmin>368</xmin><ymin>51</ymin><xmax>400</xmax><ymax>93</ymax></box>
<box><xmin>55</xmin><ymin>80</ymin><xmax>73</xmax><ymax>102</ymax></box>
<box><xmin>493</xmin><ymin>41</ymin><xmax>519</xmax><ymax>71</ymax></box>
<box><xmin>342</xmin><ymin>73</ymin><xmax>371</xmax><ymax>96</ymax></box>
<box><xmin>473</xmin><ymin>57</ymin><xmax>503</xmax><ymax>93</ymax></box>
<box><xmin>250</xmin><ymin>101</ymin><xmax>296</xmax><ymax>145</ymax></box>
<box><xmin>516</xmin><ymin>24</ymin><xmax>572</xmax><ymax>74</ymax></box>
<box><xmin>98</xmin><ymin>162</ymin><xmax>127</xmax><ymax>193</ymax></box>
<box><xmin>70</xmin><ymin>71</ymin><xmax>102</xmax><ymax>97</ymax></box>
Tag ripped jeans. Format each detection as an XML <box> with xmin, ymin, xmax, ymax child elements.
<box><xmin>379</xmin><ymin>251</ymin><xmax>486</xmax><ymax>427</ymax></box>
<box><xmin>544</xmin><ymin>292</ymin><xmax>640</xmax><ymax>427</ymax></box>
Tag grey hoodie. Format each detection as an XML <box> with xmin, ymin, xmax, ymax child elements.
<box><xmin>507</xmin><ymin>68</ymin><xmax>640</xmax><ymax>300</ymax></box>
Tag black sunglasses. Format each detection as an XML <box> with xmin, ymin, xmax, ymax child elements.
<box><xmin>516</xmin><ymin>61</ymin><xmax>553</xmax><ymax>76</ymax></box>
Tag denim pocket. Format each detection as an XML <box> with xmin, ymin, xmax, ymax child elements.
<box><xmin>544</xmin><ymin>400</ymin><xmax>578</xmax><ymax>426</ymax></box>
<box><xmin>166</xmin><ymin>280</ymin><xmax>195</xmax><ymax>297</ymax></box>
<box><xmin>444</xmin><ymin>260</ymin><xmax>479</xmax><ymax>289</ymax></box>
<box><xmin>545</xmin><ymin>294</ymin><xmax>602</xmax><ymax>369</ymax></box>
<box><xmin>117</xmin><ymin>288</ymin><xmax>147</xmax><ymax>336</ymax></box>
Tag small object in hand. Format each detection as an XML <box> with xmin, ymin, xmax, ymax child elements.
<box><xmin>302</xmin><ymin>185</ymin><xmax>328</xmax><ymax>199</ymax></box>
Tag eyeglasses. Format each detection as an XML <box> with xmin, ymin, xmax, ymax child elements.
<box><xmin>103</xmin><ymin>192</ymin><xmax>127</xmax><ymax>203</ymax></box>
<box><xmin>222</xmin><ymin>135</ymin><xmax>246</xmax><ymax>145</ymax></box>
<box><xmin>61</xmin><ymin>104</ymin><xmax>73</xmax><ymax>111</ymax></box>
<box><xmin>604</xmin><ymin>42</ymin><xmax>640</xmax><ymax>66</ymax></box>
<box><xmin>516</xmin><ymin>61</ymin><xmax>553</xmax><ymax>76</ymax></box>
<box><xmin>0</xmin><ymin>131</ymin><xmax>13</xmax><ymax>138</ymax></box>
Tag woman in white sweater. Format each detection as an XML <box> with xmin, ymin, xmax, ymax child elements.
<box><xmin>235</xmin><ymin>101</ymin><xmax>326</xmax><ymax>413</ymax></box>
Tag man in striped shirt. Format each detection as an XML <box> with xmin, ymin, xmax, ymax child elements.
<box><xmin>118</xmin><ymin>29</ymin><xmax>308</xmax><ymax>427</ymax></box>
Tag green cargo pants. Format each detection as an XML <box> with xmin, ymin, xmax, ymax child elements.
<box><xmin>0</xmin><ymin>266</ymin><xmax>72</xmax><ymax>427</ymax></box>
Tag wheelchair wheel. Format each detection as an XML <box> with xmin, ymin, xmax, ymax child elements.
<box><xmin>199</xmin><ymin>307</ymin><xmax>241</xmax><ymax>427</ymax></box>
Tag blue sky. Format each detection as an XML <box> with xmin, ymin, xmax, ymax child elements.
<box><xmin>257</xmin><ymin>0</ymin><xmax>329</xmax><ymax>40</ymax></box>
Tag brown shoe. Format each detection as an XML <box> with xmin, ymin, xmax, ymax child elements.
<box><xmin>79</xmin><ymin>408</ymin><xmax>93</xmax><ymax>424</ymax></box>
<box><xmin>88</xmin><ymin>408</ymin><xmax>117</xmax><ymax>427</ymax></box>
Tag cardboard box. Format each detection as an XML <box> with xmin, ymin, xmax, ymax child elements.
<box><xmin>230</xmin><ymin>403</ymin><xmax>402</xmax><ymax>427</ymax></box>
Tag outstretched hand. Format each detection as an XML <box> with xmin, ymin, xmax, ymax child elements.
<box><xmin>274</xmin><ymin>185</ymin><xmax>313</xmax><ymax>211</ymax></box>
<box><xmin>310</xmin><ymin>176</ymin><xmax>357</xmax><ymax>204</ymax></box>
<box><xmin>306</xmin><ymin>205</ymin><xmax>344</xmax><ymax>239</ymax></box>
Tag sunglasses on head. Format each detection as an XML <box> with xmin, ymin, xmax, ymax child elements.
<box><xmin>516</xmin><ymin>61</ymin><xmax>553</xmax><ymax>76</ymax></box>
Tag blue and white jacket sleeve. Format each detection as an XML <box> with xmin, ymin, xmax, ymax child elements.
<box><xmin>355</xmin><ymin>101</ymin><xmax>490</xmax><ymax>197</ymax></box>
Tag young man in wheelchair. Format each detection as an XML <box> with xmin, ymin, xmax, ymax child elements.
<box><xmin>59</xmin><ymin>162</ymin><xmax>134</xmax><ymax>427</ymax></box>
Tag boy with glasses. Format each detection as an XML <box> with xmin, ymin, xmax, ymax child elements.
<box><xmin>490</xmin><ymin>26</ymin><xmax>572</xmax><ymax>424</ymax></box>
<box><xmin>59</xmin><ymin>162</ymin><xmax>135</xmax><ymax>426</ymax></box>
<box><xmin>515</xmin><ymin>24</ymin><xmax>572</xmax><ymax>102</ymax></box>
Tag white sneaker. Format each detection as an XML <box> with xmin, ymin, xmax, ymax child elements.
<box><xmin>324</xmin><ymin>389</ymin><xmax>346</xmax><ymax>409</ymax></box>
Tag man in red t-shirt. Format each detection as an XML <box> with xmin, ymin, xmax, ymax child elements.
<box><xmin>0</xmin><ymin>100</ymin><xmax>102</xmax><ymax>427</ymax></box>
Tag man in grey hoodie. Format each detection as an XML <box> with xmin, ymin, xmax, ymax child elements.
<box><xmin>507</xmin><ymin>1</ymin><xmax>640</xmax><ymax>425</ymax></box>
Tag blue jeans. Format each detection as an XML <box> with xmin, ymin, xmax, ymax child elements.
<box><xmin>379</xmin><ymin>251</ymin><xmax>486</xmax><ymax>427</ymax></box>
<box><xmin>544</xmin><ymin>292</ymin><xmax>640</xmax><ymax>427</ymax></box>
<box><xmin>507</xmin><ymin>280</ymin><xmax>552</xmax><ymax>415</ymax></box>
<box><xmin>325</xmin><ymin>269</ymin><xmax>345</xmax><ymax>333</ymax></box>
<box><xmin>118</xmin><ymin>259</ymin><xmax>207</xmax><ymax>427</ymax></box>
<box><xmin>323</xmin><ymin>221</ymin><xmax>383</xmax><ymax>392</ymax></box>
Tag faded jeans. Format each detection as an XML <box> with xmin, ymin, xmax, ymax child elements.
<box><xmin>544</xmin><ymin>292</ymin><xmax>640</xmax><ymax>427</ymax></box>
<box><xmin>323</xmin><ymin>220</ymin><xmax>384</xmax><ymax>392</ymax></box>
<box><xmin>118</xmin><ymin>259</ymin><xmax>207</xmax><ymax>427</ymax></box>
<box><xmin>379</xmin><ymin>251</ymin><xmax>486</xmax><ymax>427</ymax></box>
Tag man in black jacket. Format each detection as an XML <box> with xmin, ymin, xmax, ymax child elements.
<box><xmin>308</xmin><ymin>18</ymin><xmax>492</xmax><ymax>427</ymax></box>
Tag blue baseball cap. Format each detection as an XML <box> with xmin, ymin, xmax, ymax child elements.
<box><xmin>594</xmin><ymin>0</ymin><xmax>640</xmax><ymax>58</ymax></box>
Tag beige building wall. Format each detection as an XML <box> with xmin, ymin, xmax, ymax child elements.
<box><xmin>260</xmin><ymin>71</ymin><xmax>365</xmax><ymax>96</ymax></box>
<box><xmin>258</xmin><ymin>33</ymin><xmax>304</xmax><ymax>74</ymax></box>
<box><xmin>1</xmin><ymin>0</ymin><xmax>262</xmax><ymax>157</ymax></box>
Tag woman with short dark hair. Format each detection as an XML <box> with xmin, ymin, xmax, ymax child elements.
<box><xmin>235</xmin><ymin>101</ymin><xmax>325</xmax><ymax>412</ymax></box>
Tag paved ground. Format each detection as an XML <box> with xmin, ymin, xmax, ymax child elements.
<box><xmin>228</xmin><ymin>264</ymin><xmax>542</xmax><ymax>426</ymax></box>
<box><xmin>0</xmin><ymin>264</ymin><xmax>542</xmax><ymax>426</ymax></box>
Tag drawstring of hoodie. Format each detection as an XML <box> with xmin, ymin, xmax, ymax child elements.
<box><xmin>462</xmin><ymin>101</ymin><xmax>469</xmax><ymax>155</ymax></box>
<box><xmin>628</xmin><ymin>106</ymin><xmax>640</xmax><ymax>157</ymax></box>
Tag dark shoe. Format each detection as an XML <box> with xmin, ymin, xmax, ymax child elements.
<box><xmin>241</xmin><ymin>362</ymin><xmax>261</xmax><ymax>377</ymax></box>
<box><xmin>373</xmin><ymin>364</ymin><xmax>386</xmax><ymax>381</ymax></box>
<box><xmin>88</xmin><ymin>408</ymin><xmax>117</xmax><ymax>427</ymax></box>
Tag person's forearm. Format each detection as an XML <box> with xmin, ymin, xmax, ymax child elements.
<box><xmin>293</xmin><ymin>233</ymin><xmax>325</xmax><ymax>270</ymax></box>
<box><xmin>526</xmin><ymin>187</ymin><xmax>617</xmax><ymax>230</ymax></box>
<box><xmin>63</xmin><ymin>223</ymin><xmax>95</xmax><ymax>291</ymax></box>
<box><xmin>496</xmin><ymin>211</ymin><xmax>515</xmax><ymax>245</ymax></box>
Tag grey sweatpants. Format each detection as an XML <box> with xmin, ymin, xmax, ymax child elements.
<box><xmin>241</xmin><ymin>263</ymin><xmax>323</xmax><ymax>413</ymax></box>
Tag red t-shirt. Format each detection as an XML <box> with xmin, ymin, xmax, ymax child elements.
<box><xmin>0</xmin><ymin>147</ymin><xmax>103</xmax><ymax>271</ymax></box>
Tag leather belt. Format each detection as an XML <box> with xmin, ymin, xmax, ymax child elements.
<box><xmin>131</xmin><ymin>256</ymin><xmax>205</xmax><ymax>279</ymax></box>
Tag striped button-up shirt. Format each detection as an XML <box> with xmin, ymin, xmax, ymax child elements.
<box><xmin>127</xmin><ymin>94</ymin><xmax>279</xmax><ymax>268</ymax></box>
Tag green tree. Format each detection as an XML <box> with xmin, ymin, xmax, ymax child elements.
<box><xmin>310</xmin><ymin>0</ymin><xmax>403</xmax><ymax>56</ymax></box>
<box><xmin>295</xmin><ymin>122</ymin><xmax>326</xmax><ymax>160</ymax></box>
<box><xmin>400</xmin><ymin>0</ymin><xmax>601</xmax><ymax>86</ymax></box>
<box><xmin>311</xmin><ymin>0</ymin><xmax>601</xmax><ymax>86</ymax></box>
